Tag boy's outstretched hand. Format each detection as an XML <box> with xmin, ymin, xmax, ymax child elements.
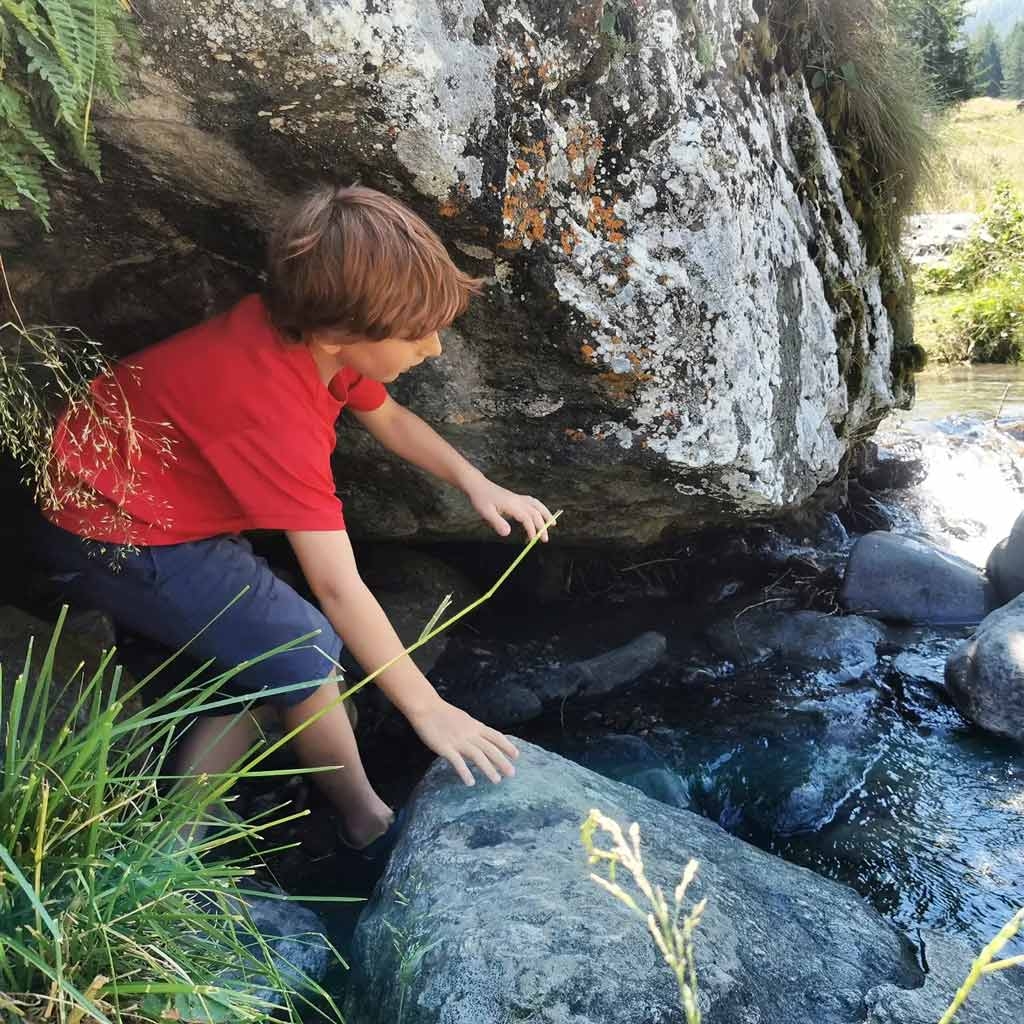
<box><xmin>465</xmin><ymin>479</ymin><xmax>555</xmax><ymax>543</ymax></box>
<box><xmin>407</xmin><ymin>698</ymin><xmax>520</xmax><ymax>785</ymax></box>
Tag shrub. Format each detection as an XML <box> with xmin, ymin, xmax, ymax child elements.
<box><xmin>0</xmin><ymin>0</ymin><xmax>135</xmax><ymax>226</ymax></box>
<box><xmin>946</xmin><ymin>272</ymin><xmax>1024</xmax><ymax>363</ymax></box>
<box><xmin>917</xmin><ymin>185</ymin><xmax>1024</xmax><ymax>362</ymax></box>
<box><xmin>921</xmin><ymin>183</ymin><xmax>1024</xmax><ymax>293</ymax></box>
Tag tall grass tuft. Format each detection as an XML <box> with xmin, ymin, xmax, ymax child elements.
<box><xmin>0</xmin><ymin>609</ymin><xmax>347</xmax><ymax>1024</ymax></box>
<box><xmin>796</xmin><ymin>0</ymin><xmax>938</xmax><ymax>254</ymax></box>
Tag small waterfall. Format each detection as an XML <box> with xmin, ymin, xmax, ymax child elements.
<box><xmin>878</xmin><ymin>367</ymin><xmax>1024</xmax><ymax>565</ymax></box>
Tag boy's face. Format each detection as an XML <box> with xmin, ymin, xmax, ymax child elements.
<box><xmin>314</xmin><ymin>330</ymin><xmax>443</xmax><ymax>383</ymax></box>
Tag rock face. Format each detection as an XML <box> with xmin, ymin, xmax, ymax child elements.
<box><xmin>841</xmin><ymin>531</ymin><xmax>997</xmax><ymax>625</ymax></box>
<box><xmin>3</xmin><ymin>0</ymin><xmax>904</xmax><ymax>544</ymax></box>
<box><xmin>946</xmin><ymin>593</ymin><xmax>1024</xmax><ymax>743</ymax></box>
<box><xmin>987</xmin><ymin>510</ymin><xmax>1024</xmax><ymax>605</ymax></box>
<box><xmin>345</xmin><ymin>741</ymin><xmax>1024</xmax><ymax>1023</ymax></box>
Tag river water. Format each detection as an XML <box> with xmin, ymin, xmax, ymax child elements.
<box><xmin>528</xmin><ymin>365</ymin><xmax>1024</xmax><ymax>951</ymax></box>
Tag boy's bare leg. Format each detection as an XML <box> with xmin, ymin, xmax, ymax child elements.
<box><xmin>177</xmin><ymin>711</ymin><xmax>259</xmax><ymax>778</ymax></box>
<box><xmin>174</xmin><ymin>711</ymin><xmax>258</xmax><ymax>842</ymax></box>
<box><xmin>283</xmin><ymin>679</ymin><xmax>394</xmax><ymax>849</ymax></box>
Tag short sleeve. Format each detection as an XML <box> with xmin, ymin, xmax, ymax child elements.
<box><xmin>345</xmin><ymin>375</ymin><xmax>388</xmax><ymax>412</ymax></box>
<box><xmin>202</xmin><ymin>427</ymin><xmax>346</xmax><ymax>532</ymax></box>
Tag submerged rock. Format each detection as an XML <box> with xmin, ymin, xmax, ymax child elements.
<box><xmin>706</xmin><ymin>607</ymin><xmax>884</xmax><ymax>682</ymax></box>
<box><xmin>528</xmin><ymin>631</ymin><xmax>668</xmax><ymax>702</ymax></box>
<box><xmin>4</xmin><ymin>0</ymin><xmax>902</xmax><ymax>543</ymax></box>
<box><xmin>564</xmin><ymin>734</ymin><xmax>691</xmax><ymax>810</ymax></box>
<box><xmin>946</xmin><ymin>594</ymin><xmax>1024</xmax><ymax>743</ymax></box>
<box><xmin>986</xmin><ymin>510</ymin><xmax>1024</xmax><ymax>605</ymax></box>
<box><xmin>841</xmin><ymin>532</ymin><xmax>997</xmax><ymax>625</ymax></box>
<box><xmin>459</xmin><ymin>632</ymin><xmax>667</xmax><ymax>728</ymax></box>
<box><xmin>344</xmin><ymin>740</ymin><xmax>960</xmax><ymax>1023</ymax></box>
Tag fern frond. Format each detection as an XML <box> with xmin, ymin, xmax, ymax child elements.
<box><xmin>0</xmin><ymin>0</ymin><xmax>132</xmax><ymax>223</ymax></box>
<box><xmin>16</xmin><ymin>26</ymin><xmax>81</xmax><ymax>128</ymax></box>
<box><xmin>0</xmin><ymin>81</ymin><xmax>62</xmax><ymax>166</ymax></box>
<box><xmin>38</xmin><ymin>0</ymin><xmax>84</xmax><ymax>81</ymax></box>
<box><xmin>0</xmin><ymin>139</ymin><xmax>51</xmax><ymax>224</ymax></box>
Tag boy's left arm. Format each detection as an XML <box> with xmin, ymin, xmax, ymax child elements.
<box><xmin>350</xmin><ymin>396</ymin><xmax>554</xmax><ymax>542</ymax></box>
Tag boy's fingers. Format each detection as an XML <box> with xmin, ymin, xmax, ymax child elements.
<box><xmin>533</xmin><ymin>509</ymin><xmax>549</xmax><ymax>542</ymax></box>
<box><xmin>464</xmin><ymin>742</ymin><xmax>503</xmax><ymax>784</ymax></box>
<box><xmin>484</xmin><ymin>728</ymin><xmax>519</xmax><ymax>760</ymax></box>
<box><xmin>475</xmin><ymin>736</ymin><xmax>516</xmax><ymax>778</ymax></box>
<box><xmin>484</xmin><ymin>508</ymin><xmax>512</xmax><ymax>537</ymax></box>
<box><xmin>447</xmin><ymin>750</ymin><xmax>475</xmax><ymax>786</ymax></box>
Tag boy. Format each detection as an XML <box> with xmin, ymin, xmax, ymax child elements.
<box><xmin>34</xmin><ymin>184</ymin><xmax>553</xmax><ymax>851</ymax></box>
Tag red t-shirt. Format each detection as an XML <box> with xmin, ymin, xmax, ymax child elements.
<box><xmin>45</xmin><ymin>294</ymin><xmax>388</xmax><ymax>545</ymax></box>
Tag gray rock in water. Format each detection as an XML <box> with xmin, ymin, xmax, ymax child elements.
<box><xmin>240</xmin><ymin>888</ymin><xmax>333</xmax><ymax>1003</ymax></box>
<box><xmin>344</xmin><ymin>741</ymin><xmax>950</xmax><ymax>1024</ymax></box>
<box><xmin>567</xmin><ymin>735</ymin><xmax>691</xmax><ymax>810</ymax></box>
<box><xmin>531</xmin><ymin>631</ymin><xmax>668</xmax><ymax>702</ymax></box>
<box><xmin>707</xmin><ymin>608</ymin><xmax>884</xmax><ymax>682</ymax></box>
<box><xmin>841</xmin><ymin>532</ymin><xmax>997</xmax><ymax>625</ymax></box>
<box><xmin>946</xmin><ymin>593</ymin><xmax>1024</xmax><ymax>743</ymax></box>
<box><xmin>986</xmin><ymin>510</ymin><xmax>1024</xmax><ymax>605</ymax></box>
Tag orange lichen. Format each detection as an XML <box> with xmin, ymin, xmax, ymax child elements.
<box><xmin>565</xmin><ymin>428</ymin><xmax>587</xmax><ymax>443</ymax></box>
<box><xmin>588</xmin><ymin>196</ymin><xmax>625</xmax><ymax>243</ymax></box>
<box><xmin>561</xmin><ymin>227</ymin><xmax>579</xmax><ymax>254</ymax></box>
<box><xmin>502</xmin><ymin>138</ymin><xmax>549</xmax><ymax>247</ymax></box>
<box><xmin>580</xmin><ymin>343</ymin><xmax>596</xmax><ymax>361</ymax></box>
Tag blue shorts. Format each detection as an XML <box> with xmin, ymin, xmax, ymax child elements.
<box><xmin>31</xmin><ymin>516</ymin><xmax>342</xmax><ymax>711</ymax></box>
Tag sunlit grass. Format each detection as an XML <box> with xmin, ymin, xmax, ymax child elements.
<box><xmin>919</xmin><ymin>98</ymin><xmax>1024</xmax><ymax>214</ymax></box>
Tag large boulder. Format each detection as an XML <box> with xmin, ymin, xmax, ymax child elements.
<box><xmin>986</xmin><ymin>510</ymin><xmax>1024</xmax><ymax>605</ymax></box>
<box><xmin>4</xmin><ymin>0</ymin><xmax>904</xmax><ymax>545</ymax></box>
<box><xmin>840</xmin><ymin>531</ymin><xmax>998</xmax><ymax>625</ymax></box>
<box><xmin>342</xmin><ymin>741</ymin><xmax>1024</xmax><ymax>1023</ymax></box>
<box><xmin>945</xmin><ymin>593</ymin><xmax>1024</xmax><ymax>743</ymax></box>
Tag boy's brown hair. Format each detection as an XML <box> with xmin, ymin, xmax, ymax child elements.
<box><xmin>265</xmin><ymin>184</ymin><xmax>482</xmax><ymax>341</ymax></box>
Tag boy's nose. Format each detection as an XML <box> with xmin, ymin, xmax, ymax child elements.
<box><xmin>422</xmin><ymin>332</ymin><xmax>442</xmax><ymax>359</ymax></box>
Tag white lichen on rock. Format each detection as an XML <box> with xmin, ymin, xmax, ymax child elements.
<box><xmin>99</xmin><ymin>0</ymin><xmax>899</xmax><ymax>529</ymax></box>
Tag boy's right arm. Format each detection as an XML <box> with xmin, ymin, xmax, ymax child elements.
<box><xmin>286</xmin><ymin>529</ymin><xmax>518</xmax><ymax>785</ymax></box>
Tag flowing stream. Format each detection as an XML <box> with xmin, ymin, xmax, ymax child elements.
<box><xmin>526</xmin><ymin>366</ymin><xmax>1024</xmax><ymax>950</ymax></box>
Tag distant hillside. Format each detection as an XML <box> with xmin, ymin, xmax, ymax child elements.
<box><xmin>966</xmin><ymin>0</ymin><xmax>1023</xmax><ymax>36</ymax></box>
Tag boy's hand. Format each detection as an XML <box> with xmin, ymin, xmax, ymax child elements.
<box><xmin>465</xmin><ymin>479</ymin><xmax>555</xmax><ymax>542</ymax></box>
<box><xmin>406</xmin><ymin>698</ymin><xmax>520</xmax><ymax>785</ymax></box>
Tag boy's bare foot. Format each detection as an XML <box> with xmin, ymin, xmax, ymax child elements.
<box><xmin>338</xmin><ymin>801</ymin><xmax>395</xmax><ymax>851</ymax></box>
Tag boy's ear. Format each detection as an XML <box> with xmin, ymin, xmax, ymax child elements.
<box><xmin>306</xmin><ymin>331</ymin><xmax>348</xmax><ymax>355</ymax></box>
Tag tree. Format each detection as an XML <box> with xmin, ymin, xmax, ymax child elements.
<box><xmin>971</xmin><ymin>22</ymin><xmax>1005</xmax><ymax>97</ymax></box>
<box><xmin>888</xmin><ymin>0</ymin><xmax>974</xmax><ymax>102</ymax></box>
<box><xmin>1004</xmin><ymin>20</ymin><xmax>1024</xmax><ymax>99</ymax></box>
